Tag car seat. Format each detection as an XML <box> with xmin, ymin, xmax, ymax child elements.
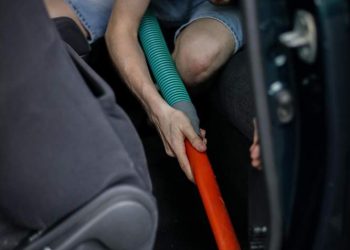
<box><xmin>0</xmin><ymin>1</ymin><xmax>158</xmax><ymax>249</ymax></box>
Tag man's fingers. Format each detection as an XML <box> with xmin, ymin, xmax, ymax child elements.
<box><xmin>250</xmin><ymin>118</ymin><xmax>262</xmax><ymax>170</ymax></box>
<box><xmin>200</xmin><ymin>129</ymin><xmax>208</xmax><ymax>145</ymax></box>
<box><xmin>177</xmin><ymin>150</ymin><xmax>194</xmax><ymax>182</ymax></box>
<box><xmin>253</xmin><ymin>119</ymin><xmax>259</xmax><ymax>145</ymax></box>
<box><xmin>203</xmin><ymin>138</ymin><xmax>208</xmax><ymax>145</ymax></box>
<box><xmin>252</xmin><ymin>159</ymin><xmax>262</xmax><ymax>169</ymax></box>
<box><xmin>165</xmin><ymin>145</ymin><xmax>175</xmax><ymax>157</ymax></box>
<box><xmin>250</xmin><ymin>144</ymin><xmax>262</xmax><ymax>170</ymax></box>
<box><xmin>159</xmin><ymin>131</ymin><xmax>176</xmax><ymax>157</ymax></box>
<box><xmin>171</xmin><ymin>133</ymin><xmax>194</xmax><ymax>182</ymax></box>
<box><xmin>251</xmin><ymin>145</ymin><xmax>260</xmax><ymax>160</ymax></box>
<box><xmin>182</xmin><ymin>124</ymin><xmax>206</xmax><ymax>152</ymax></box>
<box><xmin>200</xmin><ymin>129</ymin><xmax>206</xmax><ymax>138</ymax></box>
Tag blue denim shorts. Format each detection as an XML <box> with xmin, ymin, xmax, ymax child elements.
<box><xmin>65</xmin><ymin>0</ymin><xmax>243</xmax><ymax>52</ymax></box>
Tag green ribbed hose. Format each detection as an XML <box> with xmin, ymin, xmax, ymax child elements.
<box><xmin>139</xmin><ymin>9</ymin><xmax>200</xmax><ymax>133</ymax></box>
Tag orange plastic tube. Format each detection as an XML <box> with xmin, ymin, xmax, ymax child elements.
<box><xmin>185</xmin><ymin>140</ymin><xmax>241</xmax><ymax>250</ymax></box>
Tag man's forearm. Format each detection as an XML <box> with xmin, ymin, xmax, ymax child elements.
<box><xmin>105</xmin><ymin>29</ymin><xmax>169</xmax><ymax>118</ymax></box>
<box><xmin>102</xmin><ymin>0</ymin><xmax>206</xmax><ymax>182</ymax></box>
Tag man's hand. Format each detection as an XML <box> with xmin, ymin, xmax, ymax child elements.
<box><xmin>250</xmin><ymin>119</ymin><xmax>262</xmax><ymax>170</ymax></box>
<box><xmin>150</xmin><ymin>104</ymin><xmax>207</xmax><ymax>182</ymax></box>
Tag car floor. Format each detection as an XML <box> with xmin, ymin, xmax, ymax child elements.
<box><xmin>88</xmin><ymin>40</ymin><xmax>250</xmax><ymax>250</ymax></box>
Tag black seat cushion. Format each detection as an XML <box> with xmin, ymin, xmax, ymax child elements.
<box><xmin>211</xmin><ymin>49</ymin><xmax>255</xmax><ymax>139</ymax></box>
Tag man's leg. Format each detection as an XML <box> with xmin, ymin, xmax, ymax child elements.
<box><xmin>171</xmin><ymin>9</ymin><xmax>263</xmax><ymax>168</ymax></box>
<box><xmin>172</xmin><ymin>18</ymin><xmax>235</xmax><ymax>87</ymax></box>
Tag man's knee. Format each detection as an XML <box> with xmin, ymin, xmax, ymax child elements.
<box><xmin>173</xmin><ymin>19</ymin><xmax>235</xmax><ymax>87</ymax></box>
<box><xmin>173</xmin><ymin>46</ymin><xmax>219</xmax><ymax>87</ymax></box>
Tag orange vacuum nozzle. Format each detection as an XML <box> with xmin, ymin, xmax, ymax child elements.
<box><xmin>185</xmin><ymin>140</ymin><xmax>241</xmax><ymax>250</ymax></box>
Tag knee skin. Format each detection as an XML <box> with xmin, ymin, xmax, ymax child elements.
<box><xmin>174</xmin><ymin>49</ymin><xmax>217</xmax><ymax>87</ymax></box>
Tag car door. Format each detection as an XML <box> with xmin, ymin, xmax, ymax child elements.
<box><xmin>242</xmin><ymin>0</ymin><xmax>350</xmax><ymax>249</ymax></box>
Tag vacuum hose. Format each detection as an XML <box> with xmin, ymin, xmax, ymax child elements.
<box><xmin>139</xmin><ymin>9</ymin><xmax>240</xmax><ymax>250</ymax></box>
<box><xmin>139</xmin><ymin>9</ymin><xmax>200</xmax><ymax>133</ymax></box>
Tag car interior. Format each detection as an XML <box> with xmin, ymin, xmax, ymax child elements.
<box><xmin>0</xmin><ymin>0</ymin><xmax>349</xmax><ymax>250</ymax></box>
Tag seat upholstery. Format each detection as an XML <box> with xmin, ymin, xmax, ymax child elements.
<box><xmin>0</xmin><ymin>1</ymin><xmax>156</xmax><ymax>249</ymax></box>
<box><xmin>211</xmin><ymin>49</ymin><xmax>255</xmax><ymax>140</ymax></box>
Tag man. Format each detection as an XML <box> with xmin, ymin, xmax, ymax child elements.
<box><xmin>45</xmin><ymin>0</ymin><xmax>253</xmax><ymax>181</ymax></box>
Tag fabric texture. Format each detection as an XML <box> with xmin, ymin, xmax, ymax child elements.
<box><xmin>0</xmin><ymin>0</ymin><xmax>152</xmax><ymax>230</ymax></box>
<box><xmin>65</xmin><ymin>0</ymin><xmax>243</xmax><ymax>49</ymax></box>
<box><xmin>212</xmin><ymin>49</ymin><xmax>255</xmax><ymax>139</ymax></box>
